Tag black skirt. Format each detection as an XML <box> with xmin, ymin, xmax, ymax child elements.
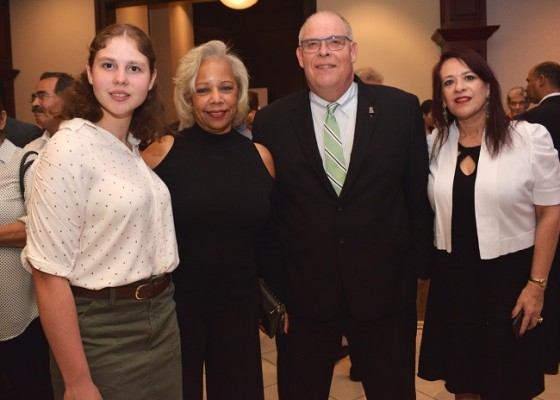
<box><xmin>418</xmin><ymin>247</ymin><xmax>545</xmax><ymax>399</ymax></box>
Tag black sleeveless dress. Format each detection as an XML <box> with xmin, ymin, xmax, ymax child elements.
<box><xmin>154</xmin><ymin>124</ymin><xmax>273</xmax><ymax>314</ymax></box>
<box><xmin>153</xmin><ymin>124</ymin><xmax>273</xmax><ymax>400</ymax></box>
<box><xmin>418</xmin><ymin>144</ymin><xmax>544</xmax><ymax>399</ymax></box>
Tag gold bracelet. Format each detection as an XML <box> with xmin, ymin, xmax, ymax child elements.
<box><xmin>528</xmin><ymin>277</ymin><xmax>548</xmax><ymax>289</ymax></box>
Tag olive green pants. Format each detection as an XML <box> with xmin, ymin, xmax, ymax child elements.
<box><xmin>50</xmin><ymin>282</ymin><xmax>182</xmax><ymax>400</ymax></box>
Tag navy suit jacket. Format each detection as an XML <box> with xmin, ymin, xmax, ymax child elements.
<box><xmin>517</xmin><ymin>95</ymin><xmax>560</xmax><ymax>153</ymax></box>
<box><xmin>252</xmin><ymin>77</ymin><xmax>433</xmax><ymax>321</ymax></box>
<box><xmin>4</xmin><ymin>116</ymin><xmax>42</xmax><ymax>148</ymax></box>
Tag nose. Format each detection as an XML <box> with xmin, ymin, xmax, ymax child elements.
<box><xmin>453</xmin><ymin>80</ymin><xmax>466</xmax><ymax>93</ymax></box>
<box><xmin>318</xmin><ymin>40</ymin><xmax>331</xmax><ymax>56</ymax></box>
<box><xmin>31</xmin><ymin>96</ymin><xmax>40</xmax><ymax>106</ymax></box>
<box><xmin>113</xmin><ymin>69</ymin><xmax>128</xmax><ymax>85</ymax></box>
<box><xmin>209</xmin><ymin>87</ymin><xmax>223</xmax><ymax>103</ymax></box>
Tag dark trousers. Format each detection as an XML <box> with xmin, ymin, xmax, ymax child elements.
<box><xmin>179</xmin><ymin>305</ymin><xmax>264</xmax><ymax>400</ymax></box>
<box><xmin>0</xmin><ymin>318</ymin><xmax>53</xmax><ymax>400</ymax></box>
<box><xmin>276</xmin><ymin>303</ymin><xmax>417</xmax><ymax>400</ymax></box>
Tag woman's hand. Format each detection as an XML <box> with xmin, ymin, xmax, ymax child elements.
<box><xmin>511</xmin><ymin>282</ymin><xmax>545</xmax><ymax>337</ymax></box>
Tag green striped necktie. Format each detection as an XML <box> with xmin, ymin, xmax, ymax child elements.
<box><xmin>323</xmin><ymin>103</ymin><xmax>347</xmax><ymax>195</ymax></box>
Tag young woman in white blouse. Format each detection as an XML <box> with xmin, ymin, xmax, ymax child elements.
<box><xmin>22</xmin><ymin>24</ymin><xmax>181</xmax><ymax>400</ymax></box>
<box><xmin>418</xmin><ymin>47</ymin><xmax>560</xmax><ymax>400</ymax></box>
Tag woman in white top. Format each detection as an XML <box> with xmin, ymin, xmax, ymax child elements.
<box><xmin>23</xmin><ymin>24</ymin><xmax>181</xmax><ymax>400</ymax></box>
<box><xmin>418</xmin><ymin>47</ymin><xmax>560</xmax><ymax>400</ymax></box>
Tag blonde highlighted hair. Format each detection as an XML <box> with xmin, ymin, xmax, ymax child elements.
<box><xmin>174</xmin><ymin>40</ymin><xmax>249</xmax><ymax>130</ymax></box>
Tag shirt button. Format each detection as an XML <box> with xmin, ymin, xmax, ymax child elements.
<box><xmin>338</xmin><ymin>237</ymin><xmax>345</xmax><ymax>244</ymax></box>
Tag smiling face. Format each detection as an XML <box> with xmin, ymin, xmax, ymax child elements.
<box><xmin>191</xmin><ymin>56</ymin><xmax>238</xmax><ymax>135</ymax></box>
<box><xmin>440</xmin><ymin>57</ymin><xmax>489</xmax><ymax>124</ymax></box>
<box><xmin>86</xmin><ymin>36</ymin><xmax>156</xmax><ymax>134</ymax></box>
<box><xmin>31</xmin><ymin>77</ymin><xmax>65</xmax><ymax>133</ymax></box>
<box><xmin>296</xmin><ymin>12</ymin><xmax>357</xmax><ymax>102</ymax></box>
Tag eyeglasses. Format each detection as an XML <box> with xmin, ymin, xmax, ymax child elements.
<box><xmin>299</xmin><ymin>36</ymin><xmax>352</xmax><ymax>54</ymax></box>
<box><xmin>30</xmin><ymin>92</ymin><xmax>52</xmax><ymax>102</ymax></box>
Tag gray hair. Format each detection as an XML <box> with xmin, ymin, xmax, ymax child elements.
<box><xmin>506</xmin><ymin>86</ymin><xmax>527</xmax><ymax>103</ymax></box>
<box><xmin>174</xmin><ymin>40</ymin><xmax>249</xmax><ymax>130</ymax></box>
<box><xmin>298</xmin><ymin>11</ymin><xmax>353</xmax><ymax>43</ymax></box>
<box><xmin>355</xmin><ymin>67</ymin><xmax>384</xmax><ymax>84</ymax></box>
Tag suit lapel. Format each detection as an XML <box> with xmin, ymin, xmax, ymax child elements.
<box><xmin>290</xmin><ymin>91</ymin><xmax>336</xmax><ymax>195</ymax></box>
<box><xmin>340</xmin><ymin>81</ymin><xmax>379</xmax><ymax>198</ymax></box>
<box><xmin>289</xmin><ymin>82</ymin><xmax>381</xmax><ymax>198</ymax></box>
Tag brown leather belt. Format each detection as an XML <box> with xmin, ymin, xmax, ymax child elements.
<box><xmin>71</xmin><ymin>274</ymin><xmax>171</xmax><ymax>300</ymax></box>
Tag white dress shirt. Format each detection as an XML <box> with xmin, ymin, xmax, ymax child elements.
<box><xmin>310</xmin><ymin>82</ymin><xmax>358</xmax><ymax>168</ymax></box>
<box><xmin>23</xmin><ymin>129</ymin><xmax>52</xmax><ymax>154</ymax></box>
<box><xmin>22</xmin><ymin>118</ymin><xmax>179</xmax><ymax>289</ymax></box>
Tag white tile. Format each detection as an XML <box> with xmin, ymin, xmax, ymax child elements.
<box><xmin>261</xmin><ymin>349</ymin><xmax>277</xmax><ymax>366</ymax></box>
<box><xmin>328</xmin><ymin>357</ymin><xmax>366</xmax><ymax>400</ymax></box>
<box><xmin>264</xmin><ymin>383</ymin><xmax>279</xmax><ymax>400</ymax></box>
<box><xmin>262</xmin><ymin>358</ymin><xmax>278</xmax><ymax>388</ymax></box>
<box><xmin>538</xmin><ymin>373</ymin><xmax>560</xmax><ymax>400</ymax></box>
<box><xmin>415</xmin><ymin>376</ymin><xmax>454</xmax><ymax>400</ymax></box>
<box><xmin>255</xmin><ymin>325</ymin><xmax>560</xmax><ymax>400</ymax></box>
<box><xmin>260</xmin><ymin>332</ymin><xmax>277</xmax><ymax>356</ymax></box>
<box><xmin>415</xmin><ymin>391</ymin><xmax>437</xmax><ymax>400</ymax></box>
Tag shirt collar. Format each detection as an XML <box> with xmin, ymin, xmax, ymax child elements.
<box><xmin>309</xmin><ymin>82</ymin><xmax>358</xmax><ymax>117</ymax></box>
<box><xmin>539</xmin><ymin>92</ymin><xmax>560</xmax><ymax>104</ymax></box>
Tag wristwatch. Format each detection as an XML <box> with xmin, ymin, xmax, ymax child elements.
<box><xmin>528</xmin><ymin>277</ymin><xmax>548</xmax><ymax>289</ymax></box>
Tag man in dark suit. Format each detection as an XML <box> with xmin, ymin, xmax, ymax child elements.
<box><xmin>518</xmin><ymin>61</ymin><xmax>560</xmax><ymax>149</ymax></box>
<box><xmin>518</xmin><ymin>61</ymin><xmax>560</xmax><ymax>375</ymax></box>
<box><xmin>0</xmin><ymin>83</ymin><xmax>42</xmax><ymax>147</ymax></box>
<box><xmin>252</xmin><ymin>11</ymin><xmax>433</xmax><ymax>400</ymax></box>
<box><xmin>2</xmin><ymin>116</ymin><xmax>42</xmax><ymax>148</ymax></box>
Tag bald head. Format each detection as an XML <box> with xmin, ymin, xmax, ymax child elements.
<box><xmin>526</xmin><ymin>61</ymin><xmax>560</xmax><ymax>103</ymax></box>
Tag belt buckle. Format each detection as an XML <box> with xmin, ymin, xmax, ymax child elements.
<box><xmin>135</xmin><ymin>283</ymin><xmax>151</xmax><ymax>300</ymax></box>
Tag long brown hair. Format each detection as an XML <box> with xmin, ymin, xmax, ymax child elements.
<box><xmin>431</xmin><ymin>47</ymin><xmax>510</xmax><ymax>160</ymax></box>
<box><xmin>64</xmin><ymin>24</ymin><xmax>168</xmax><ymax>143</ymax></box>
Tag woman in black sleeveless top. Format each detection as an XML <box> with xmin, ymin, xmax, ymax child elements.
<box><xmin>143</xmin><ymin>41</ymin><xmax>274</xmax><ymax>400</ymax></box>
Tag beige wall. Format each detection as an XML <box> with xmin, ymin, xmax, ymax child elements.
<box><xmin>10</xmin><ymin>0</ymin><xmax>95</xmax><ymax>123</ymax></box>
<box><xmin>322</xmin><ymin>0</ymin><xmax>560</xmax><ymax>105</ymax></box>
<box><xmin>488</xmin><ymin>0</ymin><xmax>560</xmax><ymax>105</ymax></box>
<box><xmin>149</xmin><ymin>3</ymin><xmax>194</xmax><ymax>123</ymax></box>
<box><xmin>318</xmin><ymin>0</ymin><xmax>440</xmax><ymax>102</ymax></box>
<box><xmin>9</xmin><ymin>0</ymin><xmax>560</xmax><ymax>124</ymax></box>
<box><xmin>115</xmin><ymin>2</ymin><xmax>194</xmax><ymax>122</ymax></box>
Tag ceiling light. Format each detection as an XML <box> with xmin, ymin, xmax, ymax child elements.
<box><xmin>220</xmin><ymin>0</ymin><xmax>258</xmax><ymax>10</ymax></box>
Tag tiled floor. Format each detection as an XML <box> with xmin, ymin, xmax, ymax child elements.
<box><xmin>257</xmin><ymin>325</ymin><xmax>560</xmax><ymax>400</ymax></box>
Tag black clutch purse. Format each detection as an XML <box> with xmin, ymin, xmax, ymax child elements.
<box><xmin>259</xmin><ymin>279</ymin><xmax>286</xmax><ymax>338</ymax></box>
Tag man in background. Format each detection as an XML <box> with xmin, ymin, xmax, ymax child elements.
<box><xmin>26</xmin><ymin>72</ymin><xmax>74</xmax><ymax>153</ymax></box>
<box><xmin>519</xmin><ymin>61</ymin><xmax>560</xmax><ymax>148</ymax></box>
<box><xmin>0</xmin><ymin>80</ymin><xmax>42</xmax><ymax>147</ymax></box>
<box><xmin>354</xmin><ymin>66</ymin><xmax>383</xmax><ymax>84</ymax></box>
<box><xmin>518</xmin><ymin>61</ymin><xmax>560</xmax><ymax>375</ymax></box>
<box><xmin>506</xmin><ymin>86</ymin><xmax>529</xmax><ymax>120</ymax></box>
